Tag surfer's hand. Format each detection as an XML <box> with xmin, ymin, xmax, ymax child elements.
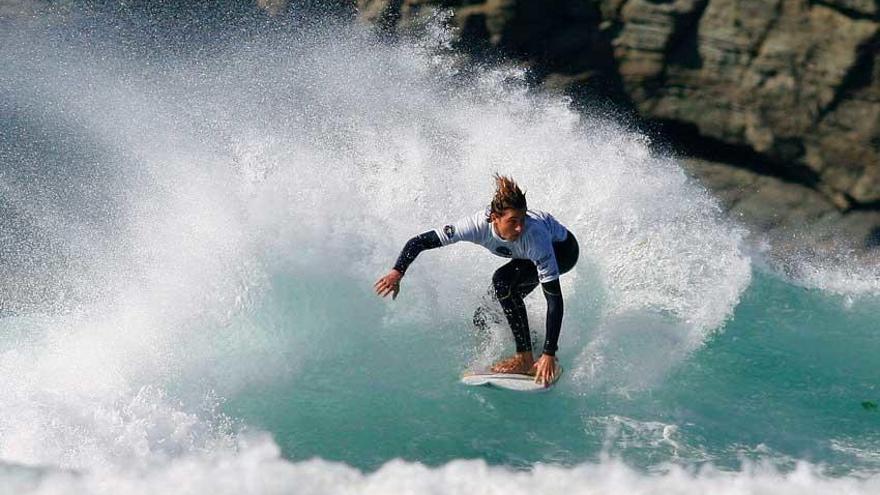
<box><xmin>533</xmin><ymin>354</ymin><xmax>557</xmax><ymax>387</ymax></box>
<box><xmin>374</xmin><ymin>269</ymin><xmax>402</xmax><ymax>300</ymax></box>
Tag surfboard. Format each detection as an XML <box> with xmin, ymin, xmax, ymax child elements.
<box><xmin>460</xmin><ymin>364</ymin><xmax>563</xmax><ymax>392</ymax></box>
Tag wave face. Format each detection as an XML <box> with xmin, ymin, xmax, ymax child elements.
<box><xmin>1</xmin><ymin>5</ymin><xmax>878</xmax><ymax>493</ymax></box>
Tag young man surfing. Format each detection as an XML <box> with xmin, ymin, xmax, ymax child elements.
<box><xmin>374</xmin><ymin>174</ymin><xmax>579</xmax><ymax>386</ymax></box>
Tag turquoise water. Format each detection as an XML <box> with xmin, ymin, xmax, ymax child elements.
<box><xmin>1</xmin><ymin>6</ymin><xmax>879</xmax><ymax>494</ymax></box>
<box><xmin>225</xmin><ymin>271</ymin><xmax>880</xmax><ymax>474</ymax></box>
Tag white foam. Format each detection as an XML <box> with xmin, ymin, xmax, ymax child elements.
<box><xmin>0</xmin><ymin>9</ymin><xmax>754</xmax><ymax>483</ymax></box>
<box><xmin>781</xmin><ymin>254</ymin><xmax>880</xmax><ymax>298</ymax></box>
<box><xmin>4</xmin><ymin>440</ymin><xmax>880</xmax><ymax>495</ymax></box>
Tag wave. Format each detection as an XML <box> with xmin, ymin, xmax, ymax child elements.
<box><xmin>7</xmin><ymin>5</ymin><xmax>876</xmax><ymax>491</ymax></box>
<box><xmin>3</xmin><ymin>438</ymin><xmax>879</xmax><ymax>495</ymax></box>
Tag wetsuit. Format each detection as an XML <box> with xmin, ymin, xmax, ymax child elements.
<box><xmin>393</xmin><ymin>208</ymin><xmax>579</xmax><ymax>355</ymax></box>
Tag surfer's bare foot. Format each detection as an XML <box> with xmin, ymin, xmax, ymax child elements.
<box><xmin>490</xmin><ymin>352</ymin><xmax>535</xmax><ymax>374</ymax></box>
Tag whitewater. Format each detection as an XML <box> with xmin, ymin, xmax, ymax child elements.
<box><xmin>1</xmin><ymin>6</ymin><xmax>879</xmax><ymax>494</ymax></box>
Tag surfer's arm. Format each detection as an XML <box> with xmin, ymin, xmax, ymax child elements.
<box><xmin>392</xmin><ymin>230</ymin><xmax>442</xmax><ymax>275</ymax></box>
<box><xmin>376</xmin><ymin>231</ymin><xmax>443</xmax><ymax>299</ymax></box>
<box><xmin>540</xmin><ymin>279</ymin><xmax>564</xmax><ymax>356</ymax></box>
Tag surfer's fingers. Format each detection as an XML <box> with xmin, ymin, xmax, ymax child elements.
<box><xmin>534</xmin><ymin>368</ymin><xmax>545</xmax><ymax>384</ymax></box>
<box><xmin>382</xmin><ymin>282</ymin><xmax>400</xmax><ymax>299</ymax></box>
<box><xmin>375</xmin><ymin>277</ymin><xmax>396</xmax><ymax>297</ymax></box>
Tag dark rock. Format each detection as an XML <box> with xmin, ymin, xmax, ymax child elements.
<box><xmin>682</xmin><ymin>157</ymin><xmax>880</xmax><ymax>251</ymax></box>
<box><xmin>817</xmin><ymin>0</ymin><xmax>878</xmax><ymax>18</ymax></box>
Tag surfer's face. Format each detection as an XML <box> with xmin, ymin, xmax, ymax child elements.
<box><xmin>491</xmin><ymin>208</ymin><xmax>526</xmax><ymax>241</ymax></box>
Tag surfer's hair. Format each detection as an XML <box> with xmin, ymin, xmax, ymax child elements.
<box><xmin>490</xmin><ymin>173</ymin><xmax>527</xmax><ymax>214</ymax></box>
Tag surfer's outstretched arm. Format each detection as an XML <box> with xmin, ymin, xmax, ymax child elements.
<box><xmin>374</xmin><ymin>231</ymin><xmax>442</xmax><ymax>299</ymax></box>
<box><xmin>393</xmin><ymin>231</ymin><xmax>442</xmax><ymax>275</ymax></box>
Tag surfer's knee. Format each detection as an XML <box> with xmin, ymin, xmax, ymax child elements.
<box><xmin>492</xmin><ymin>273</ymin><xmax>513</xmax><ymax>300</ymax></box>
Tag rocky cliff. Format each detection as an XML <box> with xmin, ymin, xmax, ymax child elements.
<box><xmin>358</xmin><ymin>0</ymin><xmax>880</xmax><ymax>250</ymax></box>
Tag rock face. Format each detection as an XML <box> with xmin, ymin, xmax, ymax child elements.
<box><xmin>359</xmin><ymin>0</ymin><xmax>880</xmax><ymax>247</ymax></box>
<box><xmin>613</xmin><ymin>0</ymin><xmax>878</xmax><ymax>209</ymax></box>
<box><xmin>680</xmin><ymin>157</ymin><xmax>880</xmax><ymax>251</ymax></box>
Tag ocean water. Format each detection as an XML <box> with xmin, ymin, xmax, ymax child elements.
<box><xmin>1</xmin><ymin>6</ymin><xmax>879</xmax><ymax>494</ymax></box>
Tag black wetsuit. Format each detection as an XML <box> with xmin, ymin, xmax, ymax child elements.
<box><xmin>393</xmin><ymin>229</ymin><xmax>579</xmax><ymax>355</ymax></box>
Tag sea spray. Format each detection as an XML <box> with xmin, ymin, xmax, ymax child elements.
<box><xmin>1</xmin><ymin>5</ymin><xmax>877</xmax><ymax>492</ymax></box>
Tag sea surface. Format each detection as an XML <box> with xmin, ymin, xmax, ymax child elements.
<box><xmin>1</xmin><ymin>5</ymin><xmax>879</xmax><ymax>493</ymax></box>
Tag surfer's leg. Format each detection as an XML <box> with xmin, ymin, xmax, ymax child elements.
<box><xmin>492</xmin><ymin>259</ymin><xmax>539</xmax><ymax>353</ymax></box>
<box><xmin>493</xmin><ymin>230</ymin><xmax>579</xmax><ymax>306</ymax></box>
<box><xmin>489</xmin><ymin>234</ymin><xmax>580</xmax><ymax>373</ymax></box>
<box><xmin>493</xmin><ymin>232</ymin><xmax>580</xmax><ymax>333</ymax></box>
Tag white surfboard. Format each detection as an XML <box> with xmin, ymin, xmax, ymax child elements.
<box><xmin>460</xmin><ymin>364</ymin><xmax>563</xmax><ymax>392</ymax></box>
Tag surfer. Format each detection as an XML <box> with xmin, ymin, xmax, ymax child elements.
<box><xmin>374</xmin><ymin>174</ymin><xmax>579</xmax><ymax>386</ymax></box>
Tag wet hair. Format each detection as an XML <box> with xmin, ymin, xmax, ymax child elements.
<box><xmin>490</xmin><ymin>173</ymin><xmax>527</xmax><ymax>215</ymax></box>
